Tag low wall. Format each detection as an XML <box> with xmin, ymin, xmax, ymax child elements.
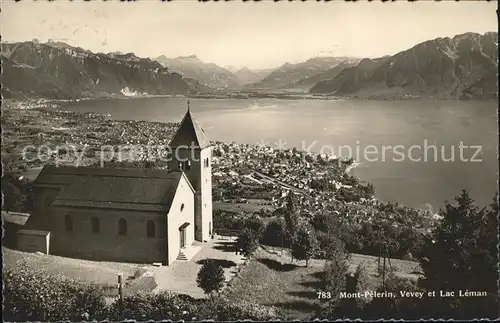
<box><xmin>17</xmin><ymin>230</ymin><xmax>50</xmax><ymax>254</ymax></box>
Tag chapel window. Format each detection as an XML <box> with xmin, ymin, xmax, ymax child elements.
<box><xmin>118</xmin><ymin>218</ymin><xmax>128</xmax><ymax>236</ymax></box>
<box><xmin>91</xmin><ymin>216</ymin><xmax>100</xmax><ymax>233</ymax></box>
<box><xmin>65</xmin><ymin>214</ymin><xmax>73</xmax><ymax>232</ymax></box>
<box><xmin>146</xmin><ymin>220</ymin><xmax>156</xmax><ymax>238</ymax></box>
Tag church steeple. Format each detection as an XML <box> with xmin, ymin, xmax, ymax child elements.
<box><xmin>169</xmin><ymin>101</ymin><xmax>210</xmax><ymax>149</ymax></box>
<box><xmin>168</xmin><ymin>100</ymin><xmax>213</xmax><ymax>244</ymax></box>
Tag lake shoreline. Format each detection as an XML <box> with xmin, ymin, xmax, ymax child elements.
<box><xmin>4</xmin><ymin>92</ymin><xmax>498</xmax><ymax>105</ymax></box>
<box><xmin>3</xmin><ymin>97</ymin><xmax>496</xmax><ymax>212</ymax></box>
<box><xmin>0</xmin><ymin>99</ymin><xmax>432</xmax><ymax>216</ymax></box>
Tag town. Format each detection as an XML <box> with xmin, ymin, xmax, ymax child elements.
<box><xmin>3</xmin><ymin>99</ymin><xmax>494</xmax><ymax>321</ymax></box>
<box><xmin>2</xmin><ymin>99</ymin><xmax>438</xmax><ymax>239</ymax></box>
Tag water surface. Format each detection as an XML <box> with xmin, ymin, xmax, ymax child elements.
<box><xmin>61</xmin><ymin>97</ymin><xmax>498</xmax><ymax>211</ymax></box>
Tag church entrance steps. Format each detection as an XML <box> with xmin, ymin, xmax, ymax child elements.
<box><xmin>176</xmin><ymin>252</ymin><xmax>188</xmax><ymax>261</ymax></box>
<box><xmin>176</xmin><ymin>244</ymin><xmax>202</xmax><ymax>262</ymax></box>
<box><xmin>151</xmin><ymin>238</ymin><xmax>247</xmax><ymax>298</ymax></box>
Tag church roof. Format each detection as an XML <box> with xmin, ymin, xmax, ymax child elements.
<box><xmin>168</xmin><ymin>109</ymin><xmax>211</xmax><ymax>149</ymax></box>
<box><xmin>35</xmin><ymin>165</ymin><xmax>177</xmax><ymax>186</ymax></box>
<box><xmin>36</xmin><ymin>165</ymin><xmax>192</xmax><ymax>213</ymax></box>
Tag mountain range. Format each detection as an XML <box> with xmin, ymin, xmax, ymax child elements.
<box><xmin>1</xmin><ymin>41</ymin><xmax>207</xmax><ymax>99</ymax></box>
<box><xmin>155</xmin><ymin>55</ymin><xmax>275</xmax><ymax>89</ymax></box>
<box><xmin>245</xmin><ymin>56</ymin><xmax>360</xmax><ymax>90</ymax></box>
<box><xmin>155</xmin><ymin>55</ymin><xmax>239</xmax><ymax>89</ymax></box>
<box><xmin>1</xmin><ymin>32</ymin><xmax>497</xmax><ymax>100</ymax></box>
<box><xmin>310</xmin><ymin>32</ymin><xmax>498</xmax><ymax>100</ymax></box>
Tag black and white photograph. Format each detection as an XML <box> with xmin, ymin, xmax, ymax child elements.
<box><xmin>1</xmin><ymin>0</ymin><xmax>498</xmax><ymax>321</ymax></box>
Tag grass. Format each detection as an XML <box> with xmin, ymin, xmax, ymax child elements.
<box><xmin>223</xmin><ymin>247</ymin><xmax>421</xmax><ymax>320</ymax></box>
<box><xmin>2</xmin><ymin>246</ymin><xmax>153</xmax><ymax>296</ymax></box>
<box><xmin>224</xmin><ymin>248</ymin><xmax>325</xmax><ymax>319</ymax></box>
<box><xmin>214</xmin><ymin>199</ymin><xmax>274</xmax><ymax>213</ymax></box>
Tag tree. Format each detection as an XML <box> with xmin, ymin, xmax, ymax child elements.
<box><xmin>363</xmin><ymin>273</ymin><xmax>421</xmax><ymax>319</ymax></box>
<box><xmin>419</xmin><ymin>190</ymin><xmax>499</xmax><ymax>318</ymax></box>
<box><xmin>335</xmin><ymin>264</ymin><xmax>370</xmax><ymax>318</ymax></box>
<box><xmin>236</xmin><ymin>228</ymin><xmax>259</xmax><ymax>257</ymax></box>
<box><xmin>322</xmin><ymin>235</ymin><xmax>350</xmax><ymax>316</ymax></box>
<box><xmin>291</xmin><ymin>222</ymin><xmax>318</xmax><ymax>267</ymax></box>
<box><xmin>1</xmin><ymin>172</ymin><xmax>33</xmax><ymax>213</ymax></box>
<box><xmin>284</xmin><ymin>193</ymin><xmax>299</xmax><ymax>241</ymax></box>
<box><xmin>352</xmin><ymin>264</ymin><xmax>370</xmax><ymax>310</ymax></box>
<box><xmin>261</xmin><ymin>218</ymin><xmax>289</xmax><ymax>247</ymax></box>
<box><xmin>196</xmin><ymin>260</ymin><xmax>225</xmax><ymax>296</ymax></box>
<box><xmin>244</xmin><ymin>215</ymin><xmax>264</xmax><ymax>239</ymax></box>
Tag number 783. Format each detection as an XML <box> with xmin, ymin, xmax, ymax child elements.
<box><xmin>317</xmin><ymin>291</ymin><xmax>332</xmax><ymax>299</ymax></box>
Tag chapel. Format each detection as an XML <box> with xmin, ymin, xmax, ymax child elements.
<box><xmin>19</xmin><ymin>105</ymin><xmax>213</xmax><ymax>265</ymax></box>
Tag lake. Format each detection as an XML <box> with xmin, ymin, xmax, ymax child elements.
<box><xmin>61</xmin><ymin>97</ymin><xmax>498</xmax><ymax>212</ymax></box>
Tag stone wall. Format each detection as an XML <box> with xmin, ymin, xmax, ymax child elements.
<box><xmin>17</xmin><ymin>230</ymin><xmax>50</xmax><ymax>254</ymax></box>
<box><xmin>51</xmin><ymin>207</ymin><xmax>167</xmax><ymax>264</ymax></box>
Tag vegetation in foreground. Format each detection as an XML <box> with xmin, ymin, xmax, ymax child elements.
<box><xmin>4</xmin><ymin>190</ymin><xmax>498</xmax><ymax>321</ymax></box>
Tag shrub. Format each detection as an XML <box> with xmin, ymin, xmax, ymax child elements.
<box><xmin>213</xmin><ymin>209</ymin><xmax>243</xmax><ymax>231</ymax></box>
<box><xmin>261</xmin><ymin>217</ymin><xmax>291</xmax><ymax>247</ymax></box>
<box><xmin>107</xmin><ymin>292</ymin><xmax>199</xmax><ymax>321</ymax></box>
<box><xmin>197</xmin><ymin>259</ymin><xmax>225</xmax><ymax>295</ymax></box>
<box><xmin>3</xmin><ymin>267</ymin><xmax>108</xmax><ymax>322</ymax></box>
<box><xmin>207</xmin><ymin>296</ymin><xmax>284</xmax><ymax>321</ymax></box>
<box><xmin>352</xmin><ymin>264</ymin><xmax>370</xmax><ymax>309</ymax></box>
<box><xmin>322</xmin><ymin>236</ymin><xmax>350</xmax><ymax>313</ymax></box>
<box><xmin>237</xmin><ymin>228</ymin><xmax>259</xmax><ymax>257</ymax></box>
<box><xmin>244</xmin><ymin>215</ymin><xmax>265</xmax><ymax>238</ymax></box>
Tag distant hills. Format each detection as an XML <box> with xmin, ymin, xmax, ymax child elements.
<box><xmin>233</xmin><ymin>67</ymin><xmax>276</xmax><ymax>87</ymax></box>
<box><xmin>245</xmin><ymin>57</ymin><xmax>360</xmax><ymax>90</ymax></box>
<box><xmin>286</xmin><ymin>59</ymin><xmax>362</xmax><ymax>91</ymax></box>
<box><xmin>1</xmin><ymin>41</ymin><xmax>207</xmax><ymax>99</ymax></box>
<box><xmin>155</xmin><ymin>55</ymin><xmax>274</xmax><ymax>89</ymax></box>
<box><xmin>155</xmin><ymin>55</ymin><xmax>239</xmax><ymax>89</ymax></box>
<box><xmin>310</xmin><ymin>32</ymin><xmax>498</xmax><ymax>100</ymax></box>
<box><xmin>2</xmin><ymin>32</ymin><xmax>497</xmax><ymax>100</ymax></box>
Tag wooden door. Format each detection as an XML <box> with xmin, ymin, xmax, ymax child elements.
<box><xmin>180</xmin><ymin>229</ymin><xmax>185</xmax><ymax>248</ymax></box>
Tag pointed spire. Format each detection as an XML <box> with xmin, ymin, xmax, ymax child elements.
<box><xmin>169</xmin><ymin>103</ymin><xmax>211</xmax><ymax>149</ymax></box>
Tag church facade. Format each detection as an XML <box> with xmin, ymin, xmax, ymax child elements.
<box><xmin>19</xmin><ymin>107</ymin><xmax>213</xmax><ymax>265</ymax></box>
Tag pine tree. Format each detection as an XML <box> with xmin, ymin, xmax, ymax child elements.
<box><xmin>419</xmin><ymin>190</ymin><xmax>499</xmax><ymax>318</ymax></box>
<box><xmin>322</xmin><ymin>235</ymin><xmax>350</xmax><ymax>315</ymax></box>
<box><xmin>284</xmin><ymin>193</ymin><xmax>299</xmax><ymax>246</ymax></box>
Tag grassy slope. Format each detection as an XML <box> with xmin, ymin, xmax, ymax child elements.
<box><xmin>2</xmin><ymin>247</ymin><xmax>153</xmax><ymax>296</ymax></box>
<box><xmin>224</xmin><ymin>247</ymin><xmax>421</xmax><ymax>320</ymax></box>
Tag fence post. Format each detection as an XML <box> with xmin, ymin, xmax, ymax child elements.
<box><xmin>118</xmin><ymin>273</ymin><xmax>124</xmax><ymax>318</ymax></box>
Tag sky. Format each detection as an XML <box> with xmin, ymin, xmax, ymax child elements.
<box><xmin>1</xmin><ymin>0</ymin><xmax>497</xmax><ymax>69</ymax></box>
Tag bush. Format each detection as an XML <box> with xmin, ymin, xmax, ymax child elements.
<box><xmin>197</xmin><ymin>259</ymin><xmax>225</xmax><ymax>295</ymax></box>
<box><xmin>3</xmin><ymin>267</ymin><xmax>108</xmax><ymax>322</ymax></box>
<box><xmin>244</xmin><ymin>215</ymin><xmax>265</xmax><ymax>238</ymax></box>
<box><xmin>362</xmin><ymin>273</ymin><xmax>422</xmax><ymax>319</ymax></box>
<box><xmin>207</xmin><ymin>296</ymin><xmax>284</xmax><ymax>321</ymax></box>
<box><xmin>107</xmin><ymin>292</ymin><xmax>199</xmax><ymax>321</ymax></box>
<box><xmin>213</xmin><ymin>209</ymin><xmax>244</xmax><ymax>231</ymax></box>
<box><xmin>237</xmin><ymin>228</ymin><xmax>260</xmax><ymax>257</ymax></box>
<box><xmin>261</xmin><ymin>217</ymin><xmax>291</xmax><ymax>247</ymax></box>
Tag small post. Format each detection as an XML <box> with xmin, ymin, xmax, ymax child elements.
<box><xmin>377</xmin><ymin>229</ymin><xmax>382</xmax><ymax>274</ymax></box>
<box><xmin>382</xmin><ymin>243</ymin><xmax>387</xmax><ymax>290</ymax></box>
<box><xmin>118</xmin><ymin>273</ymin><xmax>124</xmax><ymax>317</ymax></box>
